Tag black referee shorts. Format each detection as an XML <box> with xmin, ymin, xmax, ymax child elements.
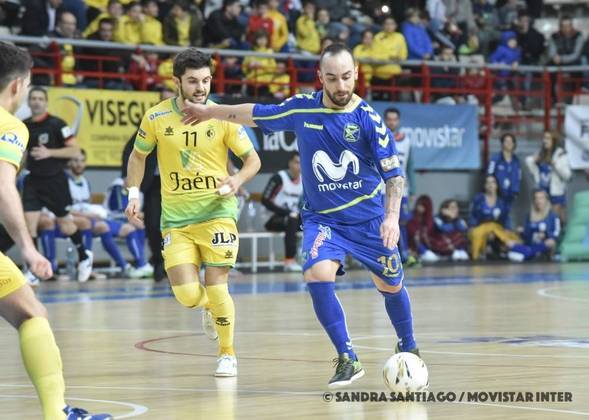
<box><xmin>22</xmin><ymin>172</ymin><xmax>73</xmax><ymax>218</ymax></box>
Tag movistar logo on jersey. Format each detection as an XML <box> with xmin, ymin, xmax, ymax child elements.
<box><xmin>312</xmin><ymin>150</ymin><xmax>363</xmax><ymax>192</ymax></box>
<box><xmin>149</xmin><ymin>110</ymin><xmax>172</xmax><ymax>121</ymax></box>
<box><xmin>343</xmin><ymin>123</ymin><xmax>360</xmax><ymax>142</ymax></box>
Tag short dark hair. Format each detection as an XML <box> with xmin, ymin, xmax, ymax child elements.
<box><xmin>173</xmin><ymin>48</ymin><xmax>213</xmax><ymax>79</ymax></box>
<box><xmin>0</xmin><ymin>42</ymin><xmax>32</xmax><ymax>92</ymax></box>
<box><xmin>500</xmin><ymin>132</ymin><xmax>517</xmax><ymax>149</ymax></box>
<box><xmin>289</xmin><ymin>151</ymin><xmax>300</xmax><ymax>161</ymax></box>
<box><xmin>319</xmin><ymin>42</ymin><xmax>353</xmax><ymax>67</ymax></box>
<box><xmin>223</xmin><ymin>0</ymin><xmax>239</xmax><ymax>10</ymax></box>
<box><xmin>28</xmin><ymin>86</ymin><xmax>48</xmax><ymax>100</ymax></box>
<box><xmin>384</xmin><ymin>107</ymin><xmax>400</xmax><ymax>118</ymax></box>
<box><xmin>98</xmin><ymin>17</ymin><xmax>116</xmax><ymax>27</ymax></box>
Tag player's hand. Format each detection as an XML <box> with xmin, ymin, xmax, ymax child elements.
<box><xmin>216</xmin><ymin>175</ymin><xmax>242</xmax><ymax>197</ymax></box>
<box><xmin>380</xmin><ymin>214</ymin><xmax>400</xmax><ymax>250</ymax></box>
<box><xmin>125</xmin><ymin>198</ymin><xmax>143</xmax><ymax>225</ymax></box>
<box><xmin>30</xmin><ymin>145</ymin><xmax>51</xmax><ymax>160</ymax></box>
<box><xmin>22</xmin><ymin>245</ymin><xmax>53</xmax><ymax>280</ymax></box>
<box><xmin>181</xmin><ymin>100</ymin><xmax>212</xmax><ymax>126</ymax></box>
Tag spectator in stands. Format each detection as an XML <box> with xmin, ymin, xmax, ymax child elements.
<box><xmin>507</xmin><ymin>189</ymin><xmax>560</xmax><ymax>262</ymax></box>
<box><xmin>78</xmin><ymin>17</ymin><xmax>132</xmax><ymax>89</ymax></box>
<box><xmin>296</xmin><ymin>0</ymin><xmax>320</xmax><ymax>54</ymax></box>
<box><xmin>141</xmin><ymin>0</ymin><xmax>163</xmax><ymax>45</ymax></box>
<box><xmin>490</xmin><ymin>31</ymin><xmax>521</xmax><ymax>104</ymax></box>
<box><xmin>50</xmin><ymin>11</ymin><xmax>79</xmax><ymax>86</ymax></box>
<box><xmin>525</xmin><ymin>131</ymin><xmax>572</xmax><ymax>223</ymax></box>
<box><xmin>316</xmin><ymin>7</ymin><xmax>348</xmax><ymax>43</ymax></box>
<box><xmin>247</xmin><ymin>0</ymin><xmax>273</xmax><ymax>46</ymax></box>
<box><xmin>114</xmin><ymin>1</ymin><xmax>144</xmax><ymax>44</ymax></box>
<box><xmin>163</xmin><ymin>0</ymin><xmax>204</xmax><ymax>46</ymax></box>
<box><xmin>472</xmin><ymin>0</ymin><xmax>499</xmax><ymax>55</ymax></box>
<box><xmin>514</xmin><ymin>10</ymin><xmax>545</xmax><ymax>107</ymax></box>
<box><xmin>267</xmin><ymin>0</ymin><xmax>289</xmax><ymax>51</ymax></box>
<box><xmin>431</xmin><ymin>46</ymin><xmax>460</xmax><ymax>104</ymax></box>
<box><xmin>402</xmin><ymin>8</ymin><xmax>433</xmax><ymax>61</ymax></box>
<box><xmin>461</xmin><ymin>60</ymin><xmax>485</xmax><ymax>104</ymax></box>
<box><xmin>407</xmin><ymin>195</ymin><xmax>440</xmax><ymax>263</ymax></box>
<box><xmin>262</xmin><ymin>152</ymin><xmax>303</xmax><ymax>272</ymax></box>
<box><xmin>487</xmin><ymin>133</ymin><xmax>521</xmax><ymax>215</ymax></box>
<box><xmin>21</xmin><ymin>0</ymin><xmax>63</xmax><ymax>36</ymax></box>
<box><xmin>433</xmin><ymin>199</ymin><xmax>470</xmax><ymax>261</ymax></box>
<box><xmin>498</xmin><ymin>0</ymin><xmax>518</xmax><ymax>30</ymax></box>
<box><xmin>83</xmin><ymin>0</ymin><xmax>123</xmax><ymax>38</ymax></box>
<box><xmin>443</xmin><ymin>0</ymin><xmax>475</xmax><ymax>32</ymax></box>
<box><xmin>427</xmin><ymin>0</ymin><xmax>447</xmax><ymax>34</ymax></box>
<box><xmin>242</xmin><ymin>30</ymin><xmax>276</xmax><ymax>97</ymax></box>
<box><xmin>468</xmin><ymin>175</ymin><xmax>519</xmax><ymax>260</ymax></box>
<box><xmin>129</xmin><ymin>49</ymin><xmax>161</xmax><ymax>90</ymax></box>
<box><xmin>371</xmin><ymin>17</ymin><xmax>407</xmax><ymax>100</ymax></box>
<box><xmin>204</xmin><ymin>0</ymin><xmax>247</xmax><ymax>49</ymax></box>
<box><xmin>157</xmin><ymin>54</ymin><xmax>175</xmax><ymax>91</ymax></box>
<box><xmin>548</xmin><ymin>16</ymin><xmax>584</xmax><ymax>66</ymax></box>
<box><xmin>315</xmin><ymin>0</ymin><xmax>349</xmax><ymax>23</ymax></box>
<box><xmin>269</xmin><ymin>60</ymin><xmax>291</xmax><ymax>98</ymax></box>
<box><xmin>0</xmin><ymin>0</ymin><xmax>20</xmax><ymax>29</ymax></box>
<box><xmin>353</xmin><ymin>29</ymin><xmax>375</xmax><ymax>86</ymax></box>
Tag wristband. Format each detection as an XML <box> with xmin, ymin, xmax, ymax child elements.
<box><xmin>128</xmin><ymin>186</ymin><xmax>140</xmax><ymax>200</ymax></box>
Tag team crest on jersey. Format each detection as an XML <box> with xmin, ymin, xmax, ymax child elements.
<box><xmin>38</xmin><ymin>133</ymin><xmax>49</xmax><ymax>145</ymax></box>
<box><xmin>343</xmin><ymin>123</ymin><xmax>360</xmax><ymax>143</ymax></box>
<box><xmin>206</xmin><ymin>125</ymin><xmax>215</xmax><ymax>139</ymax></box>
<box><xmin>0</xmin><ymin>132</ymin><xmax>25</xmax><ymax>152</ymax></box>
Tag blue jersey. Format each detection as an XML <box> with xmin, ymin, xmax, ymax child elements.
<box><xmin>522</xmin><ymin>211</ymin><xmax>560</xmax><ymax>245</ymax></box>
<box><xmin>253</xmin><ymin>92</ymin><xmax>403</xmax><ymax>225</ymax></box>
<box><xmin>487</xmin><ymin>152</ymin><xmax>521</xmax><ymax>200</ymax></box>
<box><xmin>537</xmin><ymin>162</ymin><xmax>551</xmax><ymax>193</ymax></box>
<box><xmin>434</xmin><ymin>215</ymin><xmax>467</xmax><ymax>234</ymax></box>
<box><xmin>469</xmin><ymin>193</ymin><xmax>510</xmax><ymax>228</ymax></box>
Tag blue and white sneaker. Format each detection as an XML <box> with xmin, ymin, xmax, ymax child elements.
<box><xmin>63</xmin><ymin>405</ymin><xmax>113</xmax><ymax>420</ymax></box>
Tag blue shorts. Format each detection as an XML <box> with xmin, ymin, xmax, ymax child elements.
<box><xmin>550</xmin><ymin>194</ymin><xmax>566</xmax><ymax>206</ymax></box>
<box><xmin>301</xmin><ymin>216</ymin><xmax>404</xmax><ymax>286</ymax></box>
<box><xmin>106</xmin><ymin>219</ymin><xmax>124</xmax><ymax>236</ymax></box>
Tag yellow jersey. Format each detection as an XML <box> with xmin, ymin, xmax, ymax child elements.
<box><xmin>0</xmin><ymin>106</ymin><xmax>28</xmax><ymax>169</ymax></box>
<box><xmin>134</xmin><ymin>98</ymin><xmax>254</xmax><ymax>229</ymax></box>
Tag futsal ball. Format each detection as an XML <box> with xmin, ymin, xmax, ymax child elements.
<box><xmin>383</xmin><ymin>353</ymin><xmax>429</xmax><ymax>392</ymax></box>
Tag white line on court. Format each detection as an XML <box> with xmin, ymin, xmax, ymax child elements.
<box><xmin>455</xmin><ymin>400</ymin><xmax>589</xmax><ymax>416</ymax></box>
<box><xmin>0</xmin><ymin>394</ymin><xmax>148</xmax><ymax>418</ymax></box>
<box><xmin>537</xmin><ymin>285</ymin><xmax>589</xmax><ymax>303</ymax></box>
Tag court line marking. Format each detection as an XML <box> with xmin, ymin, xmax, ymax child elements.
<box><xmin>1</xmin><ymin>385</ymin><xmax>588</xmax><ymax>417</ymax></box>
<box><xmin>0</xmin><ymin>394</ymin><xmax>148</xmax><ymax>418</ymax></box>
<box><xmin>537</xmin><ymin>286</ymin><xmax>589</xmax><ymax>303</ymax></box>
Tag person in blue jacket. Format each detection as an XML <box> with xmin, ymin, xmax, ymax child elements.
<box><xmin>490</xmin><ymin>31</ymin><xmax>521</xmax><ymax>102</ymax></box>
<box><xmin>402</xmin><ymin>8</ymin><xmax>433</xmax><ymax>60</ymax></box>
<box><xmin>487</xmin><ymin>132</ymin><xmax>521</xmax><ymax>215</ymax></box>
<box><xmin>507</xmin><ymin>189</ymin><xmax>560</xmax><ymax>261</ymax></box>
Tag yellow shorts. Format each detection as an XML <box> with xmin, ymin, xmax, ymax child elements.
<box><xmin>162</xmin><ymin>218</ymin><xmax>239</xmax><ymax>270</ymax></box>
<box><xmin>0</xmin><ymin>252</ymin><xmax>26</xmax><ymax>299</ymax></box>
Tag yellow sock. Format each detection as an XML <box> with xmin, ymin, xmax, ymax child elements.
<box><xmin>172</xmin><ymin>282</ymin><xmax>209</xmax><ymax>308</ymax></box>
<box><xmin>206</xmin><ymin>283</ymin><xmax>235</xmax><ymax>356</ymax></box>
<box><xmin>19</xmin><ymin>317</ymin><xmax>67</xmax><ymax>420</ymax></box>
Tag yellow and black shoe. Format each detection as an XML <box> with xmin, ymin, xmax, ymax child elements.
<box><xmin>328</xmin><ymin>353</ymin><xmax>365</xmax><ymax>388</ymax></box>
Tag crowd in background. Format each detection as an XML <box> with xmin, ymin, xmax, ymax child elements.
<box><xmin>1</xmin><ymin>0</ymin><xmax>588</xmax><ymax>97</ymax></box>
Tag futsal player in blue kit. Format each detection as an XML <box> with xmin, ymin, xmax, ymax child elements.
<box><xmin>180</xmin><ymin>44</ymin><xmax>419</xmax><ymax>388</ymax></box>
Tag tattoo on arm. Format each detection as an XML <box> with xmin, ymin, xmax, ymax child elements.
<box><xmin>385</xmin><ymin>176</ymin><xmax>404</xmax><ymax>215</ymax></box>
<box><xmin>228</xmin><ymin>114</ymin><xmax>237</xmax><ymax>120</ymax></box>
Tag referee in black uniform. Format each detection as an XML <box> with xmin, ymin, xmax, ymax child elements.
<box><xmin>22</xmin><ymin>87</ymin><xmax>93</xmax><ymax>282</ymax></box>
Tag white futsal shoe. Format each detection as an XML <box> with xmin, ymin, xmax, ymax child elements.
<box><xmin>215</xmin><ymin>354</ymin><xmax>237</xmax><ymax>377</ymax></box>
<box><xmin>420</xmin><ymin>249</ymin><xmax>440</xmax><ymax>263</ymax></box>
<box><xmin>202</xmin><ymin>308</ymin><xmax>219</xmax><ymax>341</ymax></box>
<box><xmin>451</xmin><ymin>249</ymin><xmax>470</xmax><ymax>261</ymax></box>
<box><xmin>77</xmin><ymin>250</ymin><xmax>93</xmax><ymax>283</ymax></box>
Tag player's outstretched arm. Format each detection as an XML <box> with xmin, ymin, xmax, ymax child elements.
<box><xmin>125</xmin><ymin>149</ymin><xmax>147</xmax><ymax>225</ymax></box>
<box><xmin>0</xmin><ymin>161</ymin><xmax>52</xmax><ymax>279</ymax></box>
<box><xmin>182</xmin><ymin>100</ymin><xmax>257</xmax><ymax>127</ymax></box>
<box><xmin>381</xmin><ymin>175</ymin><xmax>405</xmax><ymax>250</ymax></box>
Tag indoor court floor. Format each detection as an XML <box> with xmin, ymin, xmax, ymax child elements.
<box><xmin>1</xmin><ymin>262</ymin><xmax>588</xmax><ymax>419</ymax></box>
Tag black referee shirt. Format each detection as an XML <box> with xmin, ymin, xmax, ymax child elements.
<box><xmin>23</xmin><ymin>113</ymin><xmax>74</xmax><ymax>177</ymax></box>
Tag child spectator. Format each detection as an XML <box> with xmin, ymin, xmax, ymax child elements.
<box><xmin>247</xmin><ymin>0</ymin><xmax>274</xmax><ymax>47</ymax></box>
<box><xmin>433</xmin><ymin>199</ymin><xmax>470</xmax><ymax>261</ymax></box>
<box><xmin>242</xmin><ymin>30</ymin><xmax>277</xmax><ymax>97</ymax></box>
<box><xmin>407</xmin><ymin>195</ymin><xmax>440</xmax><ymax>263</ymax></box>
<box><xmin>508</xmin><ymin>189</ymin><xmax>560</xmax><ymax>262</ymax></box>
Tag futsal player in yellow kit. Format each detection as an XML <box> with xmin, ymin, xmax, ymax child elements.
<box><xmin>0</xmin><ymin>42</ymin><xmax>111</xmax><ymax>420</ymax></box>
<box><xmin>125</xmin><ymin>48</ymin><xmax>260</xmax><ymax>377</ymax></box>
